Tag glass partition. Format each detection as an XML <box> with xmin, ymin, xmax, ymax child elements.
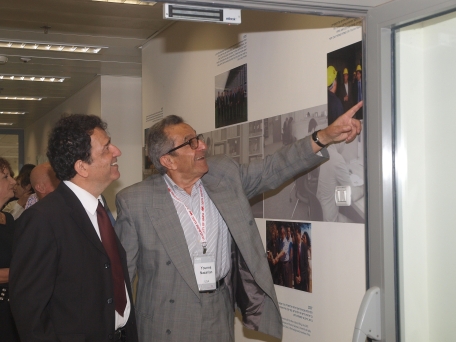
<box><xmin>394</xmin><ymin>10</ymin><xmax>456</xmax><ymax>341</ymax></box>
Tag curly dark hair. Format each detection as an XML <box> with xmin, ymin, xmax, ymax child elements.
<box><xmin>47</xmin><ymin>114</ymin><xmax>107</xmax><ymax>181</ymax></box>
<box><xmin>0</xmin><ymin>157</ymin><xmax>13</xmax><ymax>177</ymax></box>
<box><xmin>146</xmin><ymin>115</ymin><xmax>184</xmax><ymax>175</ymax></box>
<box><xmin>17</xmin><ymin>164</ymin><xmax>35</xmax><ymax>193</ymax></box>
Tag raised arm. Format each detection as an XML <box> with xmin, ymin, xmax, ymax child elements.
<box><xmin>311</xmin><ymin>101</ymin><xmax>363</xmax><ymax>153</ymax></box>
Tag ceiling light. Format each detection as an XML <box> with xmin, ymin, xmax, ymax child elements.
<box><xmin>0</xmin><ymin>74</ymin><xmax>69</xmax><ymax>82</ymax></box>
<box><xmin>0</xmin><ymin>111</ymin><xmax>26</xmax><ymax>115</ymax></box>
<box><xmin>0</xmin><ymin>40</ymin><xmax>107</xmax><ymax>54</ymax></box>
<box><xmin>92</xmin><ymin>0</ymin><xmax>156</xmax><ymax>5</ymax></box>
<box><xmin>0</xmin><ymin>123</ymin><xmax>13</xmax><ymax>126</ymax></box>
<box><xmin>0</xmin><ymin>96</ymin><xmax>43</xmax><ymax>101</ymax></box>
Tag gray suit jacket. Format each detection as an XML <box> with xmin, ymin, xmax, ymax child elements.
<box><xmin>115</xmin><ymin>135</ymin><xmax>328</xmax><ymax>341</ymax></box>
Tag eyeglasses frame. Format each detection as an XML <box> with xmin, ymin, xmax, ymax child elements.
<box><xmin>164</xmin><ymin>134</ymin><xmax>204</xmax><ymax>156</ymax></box>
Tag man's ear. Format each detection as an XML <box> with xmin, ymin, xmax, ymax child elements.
<box><xmin>74</xmin><ymin>160</ymin><xmax>89</xmax><ymax>178</ymax></box>
<box><xmin>159</xmin><ymin>154</ymin><xmax>175</xmax><ymax>171</ymax></box>
<box><xmin>34</xmin><ymin>183</ymin><xmax>45</xmax><ymax>195</ymax></box>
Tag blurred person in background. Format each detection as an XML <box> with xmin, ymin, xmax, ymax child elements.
<box><xmin>0</xmin><ymin>157</ymin><xmax>20</xmax><ymax>341</ymax></box>
<box><xmin>3</xmin><ymin>165</ymin><xmax>35</xmax><ymax>219</ymax></box>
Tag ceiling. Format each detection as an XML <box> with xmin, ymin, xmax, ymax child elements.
<box><xmin>0</xmin><ymin>0</ymin><xmax>173</xmax><ymax>129</ymax></box>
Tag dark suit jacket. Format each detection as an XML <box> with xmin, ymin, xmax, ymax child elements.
<box><xmin>352</xmin><ymin>80</ymin><xmax>364</xmax><ymax>120</ymax></box>
<box><xmin>10</xmin><ymin>182</ymin><xmax>138</xmax><ymax>342</ymax></box>
<box><xmin>292</xmin><ymin>242</ymin><xmax>309</xmax><ymax>290</ymax></box>
<box><xmin>338</xmin><ymin>81</ymin><xmax>354</xmax><ymax>112</ymax></box>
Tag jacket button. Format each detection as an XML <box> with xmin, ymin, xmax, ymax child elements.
<box><xmin>107</xmin><ymin>298</ymin><xmax>113</xmax><ymax>304</ymax></box>
<box><xmin>249</xmin><ymin>220</ymin><xmax>253</xmax><ymax>225</ymax></box>
<box><xmin>108</xmin><ymin>334</ymin><xmax>113</xmax><ymax>340</ymax></box>
<box><xmin>166</xmin><ymin>329</ymin><xmax>171</xmax><ymax>335</ymax></box>
<box><xmin>166</xmin><ymin>260</ymin><xmax>171</xmax><ymax>265</ymax></box>
<box><xmin>169</xmin><ymin>299</ymin><xmax>174</xmax><ymax>303</ymax></box>
<box><xmin>105</xmin><ymin>263</ymin><xmax>110</xmax><ymax>268</ymax></box>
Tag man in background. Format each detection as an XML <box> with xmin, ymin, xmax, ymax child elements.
<box><xmin>24</xmin><ymin>162</ymin><xmax>60</xmax><ymax>209</ymax></box>
<box><xmin>339</xmin><ymin>68</ymin><xmax>354</xmax><ymax>112</ymax></box>
<box><xmin>352</xmin><ymin>64</ymin><xmax>363</xmax><ymax>120</ymax></box>
<box><xmin>327</xmin><ymin>65</ymin><xmax>344</xmax><ymax>125</ymax></box>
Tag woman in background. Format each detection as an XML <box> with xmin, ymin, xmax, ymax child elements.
<box><xmin>0</xmin><ymin>157</ymin><xmax>20</xmax><ymax>341</ymax></box>
<box><xmin>3</xmin><ymin>165</ymin><xmax>35</xmax><ymax>219</ymax></box>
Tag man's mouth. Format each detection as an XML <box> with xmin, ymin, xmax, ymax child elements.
<box><xmin>111</xmin><ymin>161</ymin><xmax>118</xmax><ymax>166</ymax></box>
<box><xmin>195</xmin><ymin>156</ymin><xmax>205</xmax><ymax>161</ymax></box>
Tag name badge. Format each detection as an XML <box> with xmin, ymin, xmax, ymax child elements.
<box><xmin>193</xmin><ymin>254</ymin><xmax>216</xmax><ymax>292</ymax></box>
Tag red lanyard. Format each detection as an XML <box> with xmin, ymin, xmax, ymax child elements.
<box><xmin>168</xmin><ymin>184</ymin><xmax>207</xmax><ymax>253</ymax></box>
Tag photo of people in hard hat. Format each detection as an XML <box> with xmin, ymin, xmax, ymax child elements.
<box><xmin>318</xmin><ymin>41</ymin><xmax>365</xmax><ymax>223</ymax></box>
<box><xmin>327</xmin><ymin>41</ymin><xmax>362</xmax><ymax>124</ymax></box>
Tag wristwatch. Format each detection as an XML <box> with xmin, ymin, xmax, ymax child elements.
<box><xmin>312</xmin><ymin>130</ymin><xmax>327</xmax><ymax>148</ymax></box>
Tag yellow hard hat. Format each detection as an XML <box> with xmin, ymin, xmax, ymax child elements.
<box><xmin>343</xmin><ymin>68</ymin><xmax>348</xmax><ymax>75</ymax></box>
<box><xmin>356</xmin><ymin>64</ymin><xmax>362</xmax><ymax>72</ymax></box>
<box><xmin>327</xmin><ymin>66</ymin><xmax>337</xmax><ymax>87</ymax></box>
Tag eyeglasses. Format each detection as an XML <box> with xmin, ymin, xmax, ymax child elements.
<box><xmin>164</xmin><ymin>134</ymin><xmax>204</xmax><ymax>155</ymax></box>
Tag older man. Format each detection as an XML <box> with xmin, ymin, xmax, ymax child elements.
<box><xmin>10</xmin><ymin>115</ymin><xmax>138</xmax><ymax>342</ymax></box>
<box><xmin>115</xmin><ymin>102</ymin><xmax>362</xmax><ymax>341</ymax></box>
<box><xmin>30</xmin><ymin>162</ymin><xmax>60</xmax><ymax>199</ymax></box>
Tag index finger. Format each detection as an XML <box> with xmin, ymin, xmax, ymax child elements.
<box><xmin>344</xmin><ymin>101</ymin><xmax>363</xmax><ymax>118</ymax></box>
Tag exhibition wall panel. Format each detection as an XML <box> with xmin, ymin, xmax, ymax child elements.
<box><xmin>142</xmin><ymin>9</ymin><xmax>365</xmax><ymax>342</ymax></box>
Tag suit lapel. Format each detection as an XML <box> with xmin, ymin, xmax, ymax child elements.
<box><xmin>146</xmin><ymin>176</ymin><xmax>201</xmax><ymax>299</ymax></box>
<box><xmin>58</xmin><ymin>183</ymin><xmax>107</xmax><ymax>256</ymax></box>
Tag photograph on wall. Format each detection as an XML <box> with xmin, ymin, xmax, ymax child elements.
<box><xmin>323</xmin><ymin>41</ymin><xmax>364</xmax><ymax>223</ymax></box>
<box><xmin>214</xmin><ymin>64</ymin><xmax>248</xmax><ymax>128</ymax></box>
<box><xmin>327</xmin><ymin>41</ymin><xmax>363</xmax><ymax>123</ymax></box>
<box><xmin>266</xmin><ymin>220</ymin><xmax>312</xmax><ymax>293</ymax></box>
<box><xmin>202</xmin><ymin>119</ymin><xmax>264</xmax><ymax>218</ymax></box>
<box><xmin>263</xmin><ymin>106</ymin><xmax>326</xmax><ymax>221</ymax></box>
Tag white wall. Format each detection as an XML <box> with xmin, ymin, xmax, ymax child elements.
<box><xmin>101</xmin><ymin>75</ymin><xmax>142</xmax><ymax>215</ymax></box>
<box><xmin>396</xmin><ymin>10</ymin><xmax>456</xmax><ymax>341</ymax></box>
<box><xmin>24</xmin><ymin>75</ymin><xmax>142</xmax><ymax>211</ymax></box>
<box><xmin>24</xmin><ymin>77</ymin><xmax>102</xmax><ymax>164</ymax></box>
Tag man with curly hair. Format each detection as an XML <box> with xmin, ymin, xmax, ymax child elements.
<box><xmin>10</xmin><ymin>114</ymin><xmax>138</xmax><ymax>342</ymax></box>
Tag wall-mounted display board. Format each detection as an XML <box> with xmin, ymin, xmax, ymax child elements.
<box><xmin>142</xmin><ymin>10</ymin><xmax>365</xmax><ymax>342</ymax></box>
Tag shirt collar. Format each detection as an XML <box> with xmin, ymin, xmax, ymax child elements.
<box><xmin>163</xmin><ymin>174</ymin><xmax>202</xmax><ymax>194</ymax></box>
<box><xmin>64</xmin><ymin>180</ymin><xmax>101</xmax><ymax>216</ymax></box>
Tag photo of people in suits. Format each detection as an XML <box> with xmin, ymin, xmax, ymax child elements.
<box><xmin>215</xmin><ymin>64</ymin><xmax>247</xmax><ymax>128</ymax></box>
<box><xmin>266</xmin><ymin>220</ymin><xmax>312</xmax><ymax>293</ymax></box>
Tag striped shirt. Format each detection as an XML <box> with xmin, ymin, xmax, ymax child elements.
<box><xmin>164</xmin><ymin>174</ymin><xmax>231</xmax><ymax>280</ymax></box>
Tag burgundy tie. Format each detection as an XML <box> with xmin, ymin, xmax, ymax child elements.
<box><xmin>97</xmin><ymin>201</ymin><xmax>127</xmax><ymax>316</ymax></box>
